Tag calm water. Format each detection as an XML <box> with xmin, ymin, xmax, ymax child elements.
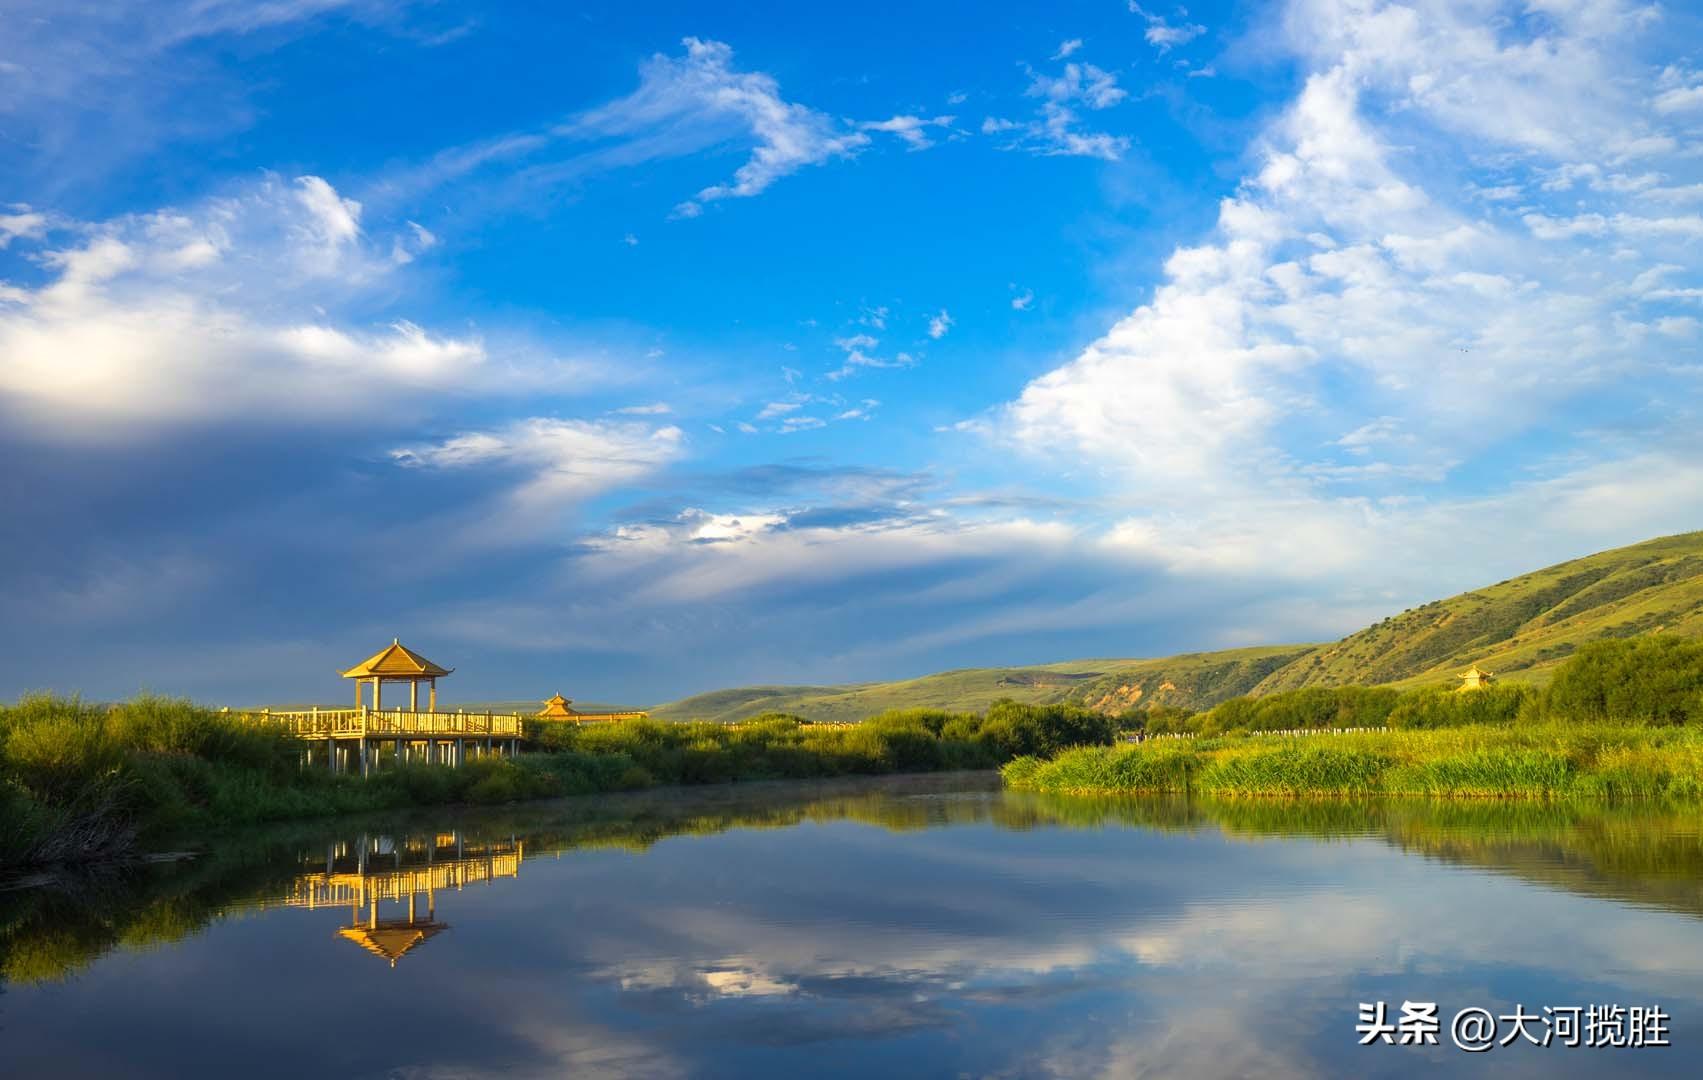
<box><xmin>3</xmin><ymin>773</ymin><xmax>1701</xmax><ymax>1078</ymax></box>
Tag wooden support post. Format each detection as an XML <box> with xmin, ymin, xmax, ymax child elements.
<box><xmin>429</xmin><ymin>677</ymin><xmax>437</xmax><ymax>712</ymax></box>
<box><xmin>374</xmin><ymin>678</ymin><xmax>383</xmax><ymax>711</ymax></box>
<box><xmin>395</xmin><ymin>737</ymin><xmax>402</xmax><ymax>766</ymax></box>
<box><xmin>410</xmin><ymin>680</ymin><xmax>419</xmax><ymax>711</ymax></box>
<box><xmin>359</xmin><ymin>737</ymin><xmax>369</xmax><ymax>779</ymax></box>
<box><xmin>327</xmin><ymin>736</ymin><xmax>336</xmax><ymax>774</ymax></box>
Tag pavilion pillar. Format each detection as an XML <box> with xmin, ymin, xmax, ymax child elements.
<box><xmin>355</xmin><ymin>679</ymin><xmax>362</xmax><ymax>708</ymax></box>
<box><xmin>410</xmin><ymin>680</ymin><xmax>419</xmax><ymax>711</ymax></box>
<box><xmin>429</xmin><ymin>677</ymin><xmax>437</xmax><ymax>712</ymax></box>
<box><xmin>374</xmin><ymin>678</ymin><xmax>383</xmax><ymax>711</ymax></box>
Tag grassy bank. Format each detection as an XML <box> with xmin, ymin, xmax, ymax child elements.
<box><xmin>1</xmin><ymin>696</ymin><xmax>1114</xmax><ymax>870</ymax></box>
<box><xmin>1015</xmin><ymin>637</ymin><xmax>1703</xmax><ymax>801</ymax></box>
<box><xmin>1003</xmin><ymin>723</ymin><xmax>1703</xmax><ymax>800</ymax></box>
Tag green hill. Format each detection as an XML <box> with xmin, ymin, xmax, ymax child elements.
<box><xmin>651</xmin><ymin>648</ymin><xmax>1314</xmax><ymax>722</ymax></box>
<box><xmin>1249</xmin><ymin>530</ymin><xmax>1703</xmax><ymax>694</ymax></box>
<box><xmin>651</xmin><ymin>530</ymin><xmax>1703</xmax><ymax>722</ymax></box>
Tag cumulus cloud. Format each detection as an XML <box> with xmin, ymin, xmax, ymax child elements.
<box><xmin>1000</xmin><ymin>0</ymin><xmax>1703</xmax><ymax>585</ymax></box>
<box><xmin>0</xmin><ymin>174</ymin><xmax>496</xmax><ymax>437</ymax></box>
<box><xmin>928</xmin><ymin>309</ymin><xmax>953</xmax><ymax>339</ymax></box>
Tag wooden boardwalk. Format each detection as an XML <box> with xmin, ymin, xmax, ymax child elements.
<box><xmin>237</xmin><ymin>705</ymin><xmax>654</xmax><ymax>775</ymax></box>
<box><xmin>239</xmin><ymin>707</ymin><xmax>527</xmax><ymax>775</ymax></box>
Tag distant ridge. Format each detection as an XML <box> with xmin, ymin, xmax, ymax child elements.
<box><xmin>650</xmin><ymin>530</ymin><xmax>1703</xmax><ymax>721</ymax></box>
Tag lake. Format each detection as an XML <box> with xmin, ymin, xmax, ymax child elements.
<box><xmin>2</xmin><ymin>772</ymin><xmax>1699</xmax><ymax>1078</ymax></box>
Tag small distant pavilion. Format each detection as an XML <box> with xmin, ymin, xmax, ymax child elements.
<box><xmin>341</xmin><ymin>639</ymin><xmax>454</xmax><ymax>711</ymax></box>
<box><xmin>538</xmin><ymin>693</ymin><xmax>575</xmax><ymax>718</ymax></box>
<box><xmin>1457</xmin><ymin>664</ymin><xmax>1496</xmax><ymax>692</ymax></box>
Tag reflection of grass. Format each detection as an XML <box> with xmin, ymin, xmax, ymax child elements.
<box><xmin>6</xmin><ymin>773</ymin><xmax>1702</xmax><ymax>991</ymax></box>
<box><xmin>1006</xmin><ymin>789</ymin><xmax>1703</xmax><ymax>918</ymax></box>
<box><xmin>1003</xmin><ymin>723</ymin><xmax>1703</xmax><ymax>801</ymax></box>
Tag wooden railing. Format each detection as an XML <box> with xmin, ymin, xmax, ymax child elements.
<box><xmin>240</xmin><ymin>707</ymin><xmax>524</xmax><ymax>739</ymax></box>
<box><xmin>561</xmin><ymin>710</ymin><xmax>650</xmax><ymax>724</ymax></box>
<box><xmin>283</xmin><ymin>852</ymin><xmax>523</xmax><ymax>908</ymax></box>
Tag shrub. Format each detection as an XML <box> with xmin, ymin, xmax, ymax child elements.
<box><xmin>1388</xmin><ymin>685</ymin><xmax>1535</xmax><ymax>729</ymax></box>
<box><xmin>1536</xmin><ymin>637</ymin><xmax>1703</xmax><ymax>726</ymax></box>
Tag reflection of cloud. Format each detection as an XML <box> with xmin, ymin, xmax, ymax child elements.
<box><xmin>700</xmin><ymin>965</ymin><xmax>798</xmax><ymax>997</ymax></box>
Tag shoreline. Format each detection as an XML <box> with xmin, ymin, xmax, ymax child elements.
<box><xmin>1001</xmin><ymin>722</ymin><xmax>1703</xmax><ymax>801</ymax></box>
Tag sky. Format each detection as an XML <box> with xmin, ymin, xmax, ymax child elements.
<box><xmin>3</xmin><ymin>0</ymin><xmax>1703</xmax><ymax>706</ymax></box>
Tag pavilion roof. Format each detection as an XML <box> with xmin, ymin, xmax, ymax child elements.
<box><xmin>337</xmin><ymin>920</ymin><xmax>447</xmax><ymax>967</ymax></box>
<box><xmin>539</xmin><ymin>693</ymin><xmax>575</xmax><ymax>718</ymax></box>
<box><xmin>340</xmin><ymin>639</ymin><xmax>453</xmax><ymax>679</ymax></box>
<box><xmin>1459</xmin><ymin>664</ymin><xmax>1494</xmax><ymax>678</ymax></box>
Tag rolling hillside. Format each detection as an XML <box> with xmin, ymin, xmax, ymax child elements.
<box><xmin>650</xmin><ymin>530</ymin><xmax>1703</xmax><ymax>722</ymax></box>
<box><xmin>648</xmin><ymin>647</ymin><xmax>1312</xmax><ymax>723</ymax></box>
<box><xmin>1250</xmin><ymin>530</ymin><xmax>1703</xmax><ymax>694</ymax></box>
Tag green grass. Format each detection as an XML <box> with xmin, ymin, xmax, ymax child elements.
<box><xmin>1003</xmin><ymin>723</ymin><xmax>1703</xmax><ymax>801</ymax></box>
<box><xmin>1</xmin><ymin>697</ymin><xmax>1118</xmax><ymax>870</ymax></box>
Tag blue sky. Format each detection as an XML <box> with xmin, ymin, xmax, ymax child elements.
<box><xmin>3</xmin><ymin>0</ymin><xmax>1703</xmax><ymax>705</ymax></box>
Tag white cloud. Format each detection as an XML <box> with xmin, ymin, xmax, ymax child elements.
<box><xmin>0</xmin><ymin>175</ymin><xmax>506</xmax><ymax>437</ymax></box>
<box><xmin>928</xmin><ymin>309</ymin><xmax>953</xmax><ymax>339</ymax></box>
<box><xmin>997</xmin><ymin>0</ymin><xmax>1703</xmax><ymax>585</ymax></box>
<box><xmin>1131</xmin><ymin>4</ymin><xmax>1205</xmax><ymax>53</ymax></box>
<box><xmin>0</xmin><ymin>206</ymin><xmax>48</xmax><ymax>247</ymax></box>
<box><xmin>985</xmin><ymin>58</ymin><xmax>1131</xmax><ymax>160</ymax></box>
<box><xmin>1053</xmin><ymin>38</ymin><xmax>1084</xmax><ymax>60</ymax></box>
<box><xmin>756</xmin><ymin>399</ymin><xmax>804</xmax><ymax>420</ymax></box>
<box><xmin>1029</xmin><ymin>62</ymin><xmax>1127</xmax><ymax>110</ymax></box>
<box><xmin>613</xmin><ymin>402</ymin><xmax>672</xmax><ymax>415</ymax></box>
<box><xmin>1011</xmin><ymin>288</ymin><xmax>1035</xmax><ymax>311</ymax></box>
<box><xmin>826</xmin><ymin>332</ymin><xmax>917</xmax><ymax>380</ymax></box>
<box><xmin>392</xmin><ymin>416</ymin><xmax>684</xmax><ymax>517</ymax></box>
<box><xmin>571</xmin><ymin>38</ymin><xmax>871</xmax><ymax>218</ymax></box>
<box><xmin>859</xmin><ymin>114</ymin><xmax>955</xmax><ymax>150</ymax></box>
<box><xmin>581</xmin><ymin>509</ymin><xmax>1076</xmax><ymax>606</ymax></box>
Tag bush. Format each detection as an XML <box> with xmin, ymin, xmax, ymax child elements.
<box><xmin>1536</xmin><ymin>637</ymin><xmax>1703</xmax><ymax>726</ymax></box>
<box><xmin>1388</xmin><ymin>685</ymin><xmax>1535</xmax><ymax>729</ymax></box>
<box><xmin>1200</xmin><ymin>686</ymin><xmax>1401</xmax><ymax>735</ymax></box>
<box><xmin>1129</xmin><ymin>705</ymin><xmax>1194</xmax><ymax>735</ymax></box>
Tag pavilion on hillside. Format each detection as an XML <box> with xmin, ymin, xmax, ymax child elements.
<box><xmin>341</xmin><ymin>639</ymin><xmax>453</xmax><ymax>711</ymax></box>
<box><xmin>1457</xmin><ymin>664</ymin><xmax>1496</xmax><ymax>691</ymax></box>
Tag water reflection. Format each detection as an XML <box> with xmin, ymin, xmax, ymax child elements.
<box><xmin>2</xmin><ymin>775</ymin><xmax>1700</xmax><ymax>1078</ymax></box>
<box><xmin>251</xmin><ymin>833</ymin><xmax>524</xmax><ymax>967</ymax></box>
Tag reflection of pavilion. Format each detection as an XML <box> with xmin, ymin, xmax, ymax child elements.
<box><xmin>266</xmin><ymin>831</ymin><xmax>524</xmax><ymax>968</ymax></box>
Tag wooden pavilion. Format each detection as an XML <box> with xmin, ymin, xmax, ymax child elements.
<box><xmin>341</xmin><ymin>638</ymin><xmax>452</xmax><ymax>711</ymax></box>
<box><xmin>1457</xmin><ymin>664</ymin><xmax>1496</xmax><ymax>691</ymax></box>
<box><xmin>538</xmin><ymin>693</ymin><xmax>575</xmax><ymax>718</ymax></box>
